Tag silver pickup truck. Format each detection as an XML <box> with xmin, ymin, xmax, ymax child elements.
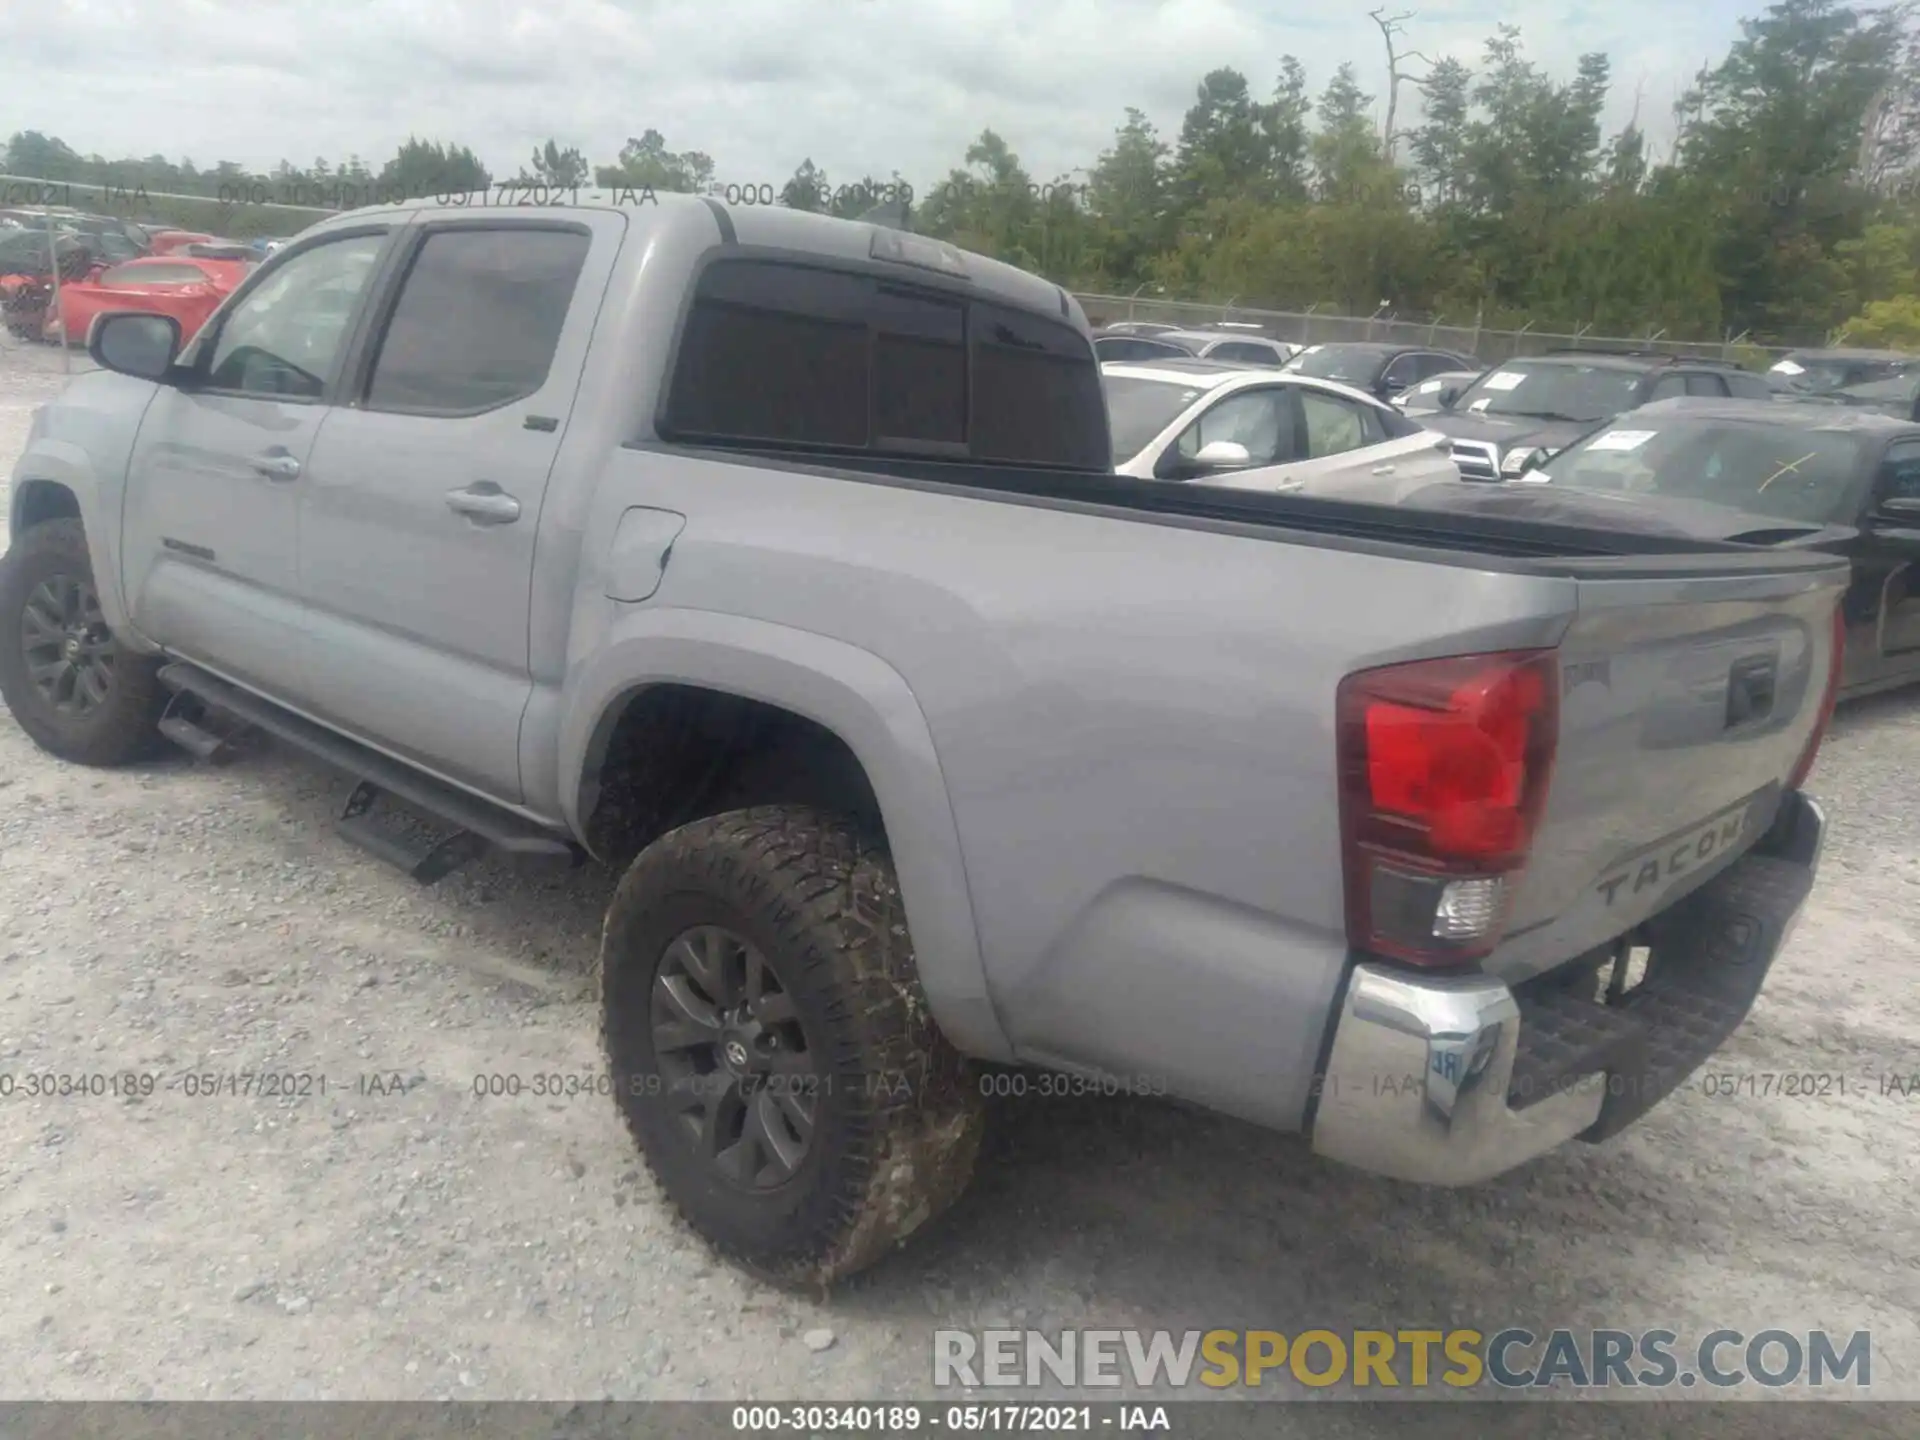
<box><xmin>1</xmin><ymin>194</ymin><xmax>1847</xmax><ymax>1286</ymax></box>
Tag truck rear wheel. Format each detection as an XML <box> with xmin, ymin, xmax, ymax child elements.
<box><xmin>0</xmin><ymin>518</ymin><xmax>165</xmax><ymax>766</ymax></box>
<box><xmin>600</xmin><ymin>805</ymin><xmax>984</xmax><ymax>1285</ymax></box>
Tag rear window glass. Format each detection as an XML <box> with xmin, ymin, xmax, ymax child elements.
<box><xmin>101</xmin><ymin>262</ymin><xmax>207</xmax><ymax>286</ymax></box>
<box><xmin>1287</xmin><ymin>346</ymin><xmax>1392</xmax><ymax>384</ymax></box>
<box><xmin>662</xmin><ymin>258</ymin><xmax>1107</xmax><ymax>469</ymax></box>
<box><xmin>1094</xmin><ymin>335</ymin><xmax>1189</xmax><ymax>362</ymax></box>
<box><xmin>1541</xmin><ymin>418</ymin><xmax>1871</xmax><ymax>525</ymax></box>
<box><xmin>1207</xmin><ymin>341</ymin><xmax>1283</xmax><ymax>364</ymax></box>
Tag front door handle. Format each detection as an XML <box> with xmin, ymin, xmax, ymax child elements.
<box><xmin>252</xmin><ymin>449</ymin><xmax>301</xmax><ymax>481</ymax></box>
<box><xmin>1371</xmin><ymin>463</ymin><xmax>1396</xmax><ymax>475</ymax></box>
<box><xmin>445</xmin><ymin>483</ymin><xmax>521</xmax><ymax>525</ymax></box>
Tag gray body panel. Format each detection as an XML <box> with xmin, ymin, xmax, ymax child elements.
<box><xmin>9</xmin><ymin>193</ymin><xmax>1851</xmax><ymax>1136</ymax></box>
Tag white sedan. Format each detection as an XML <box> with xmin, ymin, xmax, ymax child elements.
<box><xmin>1102</xmin><ymin>358</ymin><xmax>1459</xmax><ymax>497</ymax></box>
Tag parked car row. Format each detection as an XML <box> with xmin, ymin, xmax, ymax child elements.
<box><xmin>0</xmin><ymin>207</ymin><xmax>267</xmax><ymax>346</ymax></box>
<box><xmin>1767</xmin><ymin>347</ymin><xmax>1917</xmax><ymax>397</ymax></box>
<box><xmin>1094</xmin><ymin>324</ymin><xmax>1300</xmax><ymax>367</ymax></box>
<box><xmin>1097</xmin><ymin>339</ymin><xmax>1920</xmax><ymax>700</ymax></box>
<box><xmin>1364</xmin><ymin>399</ymin><xmax>1920</xmax><ymax>699</ymax></box>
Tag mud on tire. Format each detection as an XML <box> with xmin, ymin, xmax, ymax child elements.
<box><xmin>600</xmin><ymin>805</ymin><xmax>984</xmax><ymax>1285</ymax></box>
<box><xmin>0</xmin><ymin>517</ymin><xmax>166</xmax><ymax>766</ymax></box>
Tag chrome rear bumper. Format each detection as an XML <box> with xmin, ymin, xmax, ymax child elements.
<box><xmin>1310</xmin><ymin>794</ymin><xmax>1826</xmax><ymax>1186</ymax></box>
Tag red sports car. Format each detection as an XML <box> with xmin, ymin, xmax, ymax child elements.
<box><xmin>48</xmin><ymin>255</ymin><xmax>251</xmax><ymax>346</ymax></box>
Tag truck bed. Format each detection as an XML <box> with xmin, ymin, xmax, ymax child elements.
<box><xmin>645</xmin><ymin>441</ymin><xmax>1853</xmax><ymax>576</ymax></box>
<box><xmin>604</xmin><ymin>441</ymin><xmax>1847</xmax><ymax>1114</ymax></box>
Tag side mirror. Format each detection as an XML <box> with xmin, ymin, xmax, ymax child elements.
<box><xmin>89</xmin><ymin>311</ymin><xmax>182</xmax><ymax>380</ymax></box>
<box><xmin>1434</xmin><ymin>379</ymin><xmax>1468</xmax><ymax>410</ymax></box>
<box><xmin>1192</xmin><ymin>440</ymin><xmax>1253</xmax><ymax>470</ymax></box>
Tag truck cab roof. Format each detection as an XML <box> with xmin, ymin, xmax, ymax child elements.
<box><xmin>319</xmin><ymin>191</ymin><xmax>1081</xmax><ymax>333</ymax></box>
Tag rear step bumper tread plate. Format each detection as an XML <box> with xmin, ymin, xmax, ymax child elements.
<box><xmin>1506</xmin><ymin>852</ymin><xmax>1815</xmax><ymax>1139</ymax></box>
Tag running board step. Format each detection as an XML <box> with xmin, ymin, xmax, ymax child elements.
<box><xmin>156</xmin><ymin>662</ymin><xmax>579</xmax><ymax>883</ymax></box>
<box><xmin>337</xmin><ymin>781</ymin><xmax>491</xmax><ymax>883</ymax></box>
<box><xmin>158</xmin><ymin>713</ymin><xmax>245</xmax><ymax>764</ymax></box>
<box><xmin>157</xmin><ymin>688</ymin><xmax>252</xmax><ymax>764</ymax></box>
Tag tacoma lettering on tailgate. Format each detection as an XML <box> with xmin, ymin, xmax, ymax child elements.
<box><xmin>1596</xmin><ymin>807</ymin><xmax>1750</xmax><ymax>907</ymax></box>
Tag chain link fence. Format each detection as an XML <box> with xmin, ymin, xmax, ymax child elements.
<box><xmin>1072</xmin><ymin>292</ymin><xmax>1794</xmax><ymax>366</ymax></box>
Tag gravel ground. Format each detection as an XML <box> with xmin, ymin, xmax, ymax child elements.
<box><xmin>1</xmin><ymin>341</ymin><xmax>1918</xmax><ymax>1430</ymax></box>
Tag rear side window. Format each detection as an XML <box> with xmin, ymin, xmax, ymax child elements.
<box><xmin>665</xmin><ymin>262</ymin><xmax>869</xmax><ymax>445</ymax></box>
<box><xmin>663</xmin><ymin>258</ymin><xmax>1107</xmax><ymax>469</ymax></box>
<box><xmin>364</xmin><ymin>227</ymin><xmax>591</xmax><ymax>414</ymax></box>
<box><xmin>1725</xmin><ymin>371</ymin><xmax>1773</xmax><ymax>399</ymax></box>
<box><xmin>1683</xmin><ymin>372</ymin><xmax>1729</xmax><ymax>396</ymax></box>
<box><xmin>1883</xmin><ymin>441</ymin><xmax>1920</xmax><ymax>502</ymax></box>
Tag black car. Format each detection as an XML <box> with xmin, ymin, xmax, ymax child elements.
<box><xmin>1809</xmin><ymin>370</ymin><xmax>1920</xmax><ymax>423</ymax></box>
<box><xmin>1280</xmin><ymin>341</ymin><xmax>1480</xmax><ymax>404</ymax></box>
<box><xmin>1421</xmin><ymin>350</ymin><xmax>1775</xmax><ymax>480</ymax></box>
<box><xmin>1766</xmin><ymin>347</ymin><xmax>1918</xmax><ymax>397</ymax></box>
<box><xmin>1404</xmin><ymin>398</ymin><xmax>1920</xmax><ymax>699</ymax></box>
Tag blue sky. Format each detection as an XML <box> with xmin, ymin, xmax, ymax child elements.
<box><xmin>4</xmin><ymin>0</ymin><xmax>1762</xmax><ymax>190</ymax></box>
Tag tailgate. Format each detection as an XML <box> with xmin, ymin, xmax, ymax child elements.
<box><xmin>1487</xmin><ymin>556</ymin><xmax>1848</xmax><ymax>983</ymax></box>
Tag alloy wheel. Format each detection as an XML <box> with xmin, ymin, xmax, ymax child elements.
<box><xmin>21</xmin><ymin>573</ymin><xmax>115</xmax><ymax>718</ymax></box>
<box><xmin>650</xmin><ymin>924</ymin><xmax>819</xmax><ymax>1189</ymax></box>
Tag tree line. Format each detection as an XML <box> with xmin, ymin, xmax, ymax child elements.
<box><xmin>5</xmin><ymin>0</ymin><xmax>1918</xmax><ymax>347</ymax></box>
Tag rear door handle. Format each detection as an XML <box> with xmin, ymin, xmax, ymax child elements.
<box><xmin>445</xmin><ymin>483</ymin><xmax>521</xmax><ymax>525</ymax></box>
<box><xmin>252</xmin><ymin>449</ymin><xmax>301</xmax><ymax>481</ymax></box>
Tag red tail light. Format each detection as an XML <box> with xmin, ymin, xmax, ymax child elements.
<box><xmin>1786</xmin><ymin>601</ymin><xmax>1845</xmax><ymax>792</ymax></box>
<box><xmin>1336</xmin><ymin>650</ymin><xmax>1559</xmax><ymax>967</ymax></box>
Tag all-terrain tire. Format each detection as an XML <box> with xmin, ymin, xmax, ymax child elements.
<box><xmin>600</xmin><ymin>805</ymin><xmax>985</xmax><ymax>1285</ymax></box>
<box><xmin>0</xmin><ymin>517</ymin><xmax>166</xmax><ymax>766</ymax></box>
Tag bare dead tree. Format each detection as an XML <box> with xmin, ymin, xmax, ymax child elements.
<box><xmin>1857</xmin><ymin>66</ymin><xmax>1920</xmax><ymax>194</ymax></box>
<box><xmin>1369</xmin><ymin>8</ymin><xmax>1431</xmax><ymax>165</ymax></box>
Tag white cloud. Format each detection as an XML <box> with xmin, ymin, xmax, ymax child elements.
<box><xmin>3</xmin><ymin>0</ymin><xmax>1752</xmax><ymax>186</ymax></box>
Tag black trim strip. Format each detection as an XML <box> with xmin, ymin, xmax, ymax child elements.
<box><xmin>699</xmin><ymin>197</ymin><xmax>737</xmax><ymax>244</ymax></box>
<box><xmin>161</xmin><ymin>537</ymin><xmax>215</xmax><ymax>561</ymax></box>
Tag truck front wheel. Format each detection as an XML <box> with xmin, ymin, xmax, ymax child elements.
<box><xmin>600</xmin><ymin>805</ymin><xmax>984</xmax><ymax>1285</ymax></box>
<box><xmin>0</xmin><ymin>518</ymin><xmax>166</xmax><ymax>766</ymax></box>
